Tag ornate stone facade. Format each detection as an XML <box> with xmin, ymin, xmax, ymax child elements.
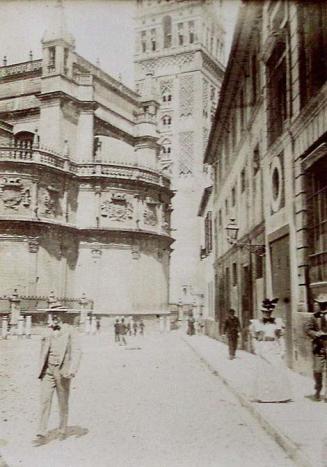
<box><xmin>0</xmin><ymin>3</ymin><xmax>173</xmax><ymax>316</ymax></box>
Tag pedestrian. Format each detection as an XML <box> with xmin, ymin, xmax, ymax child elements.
<box><xmin>223</xmin><ymin>309</ymin><xmax>241</xmax><ymax>360</ymax></box>
<box><xmin>133</xmin><ymin>320</ymin><xmax>138</xmax><ymax>336</ymax></box>
<box><xmin>139</xmin><ymin>319</ymin><xmax>145</xmax><ymax>336</ymax></box>
<box><xmin>120</xmin><ymin>318</ymin><xmax>127</xmax><ymax>345</ymax></box>
<box><xmin>33</xmin><ymin>311</ymin><xmax>82</xmax><ymax>444</ymax></box>
<box><xmin>304</xmin><ymin>293</ymin><xmax>327</xmax><ymax>401</ymax></box>
<box><xmin>96</xmin><ymin>316</ymin><xmax>101</xmax><ymax>334</ymax></box>
<box><xmin>249</xmin><ymin>298</ymin><xmax>292</xmax><ymax>403</ymax></box>
<box><xmin>127</xmin><ymin>321</ymin><xmax>131</xmax><ymax>337</ymax></box>
<box><xmin>114</xmin><ymin>318</ymin><xmax>120</xmax><ymax>343</ymax></box>
<box><xmin>186</xmin><ymin>312</ymin><xmax>195</xmax><ymax>336</ymax></box>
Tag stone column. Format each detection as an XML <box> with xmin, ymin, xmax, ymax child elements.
<box><xmin>25</xmin><ymin>315</ymin><xmax>32</xmax><ymax>338</ymax></box>
<box><xmin>91</xmin><ymin>316</ymin><xmax>97</xmax><ymax>335</ymax></box>
<box><xmin>79</xmin><ymin>293</ymin><xmax>88</xmax><ymax>326</ymax></box>
<box><xmin>84</xmin><ymin>316</ymin><xmax>91</xmax><ymax>335</ymax></box>
<box><xmin>17</xmin><ymin>316</ymin><xmax>24</xmax><ymax>339</ymax></box>
<box><xmin>1</xmin><ymin>316</ymin><xmax>8</xmax><ymax>339</ymax></box>
<box><xmin>9</xmin><ymin>289</ymin><xmax>21</xmax><ymax>327</ymax></box>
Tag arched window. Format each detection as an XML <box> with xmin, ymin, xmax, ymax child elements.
<box><xmin>161</xmin><ymin>139</ymin><xmax>172</xmax><ymax>158</ymax></box>
<box><xmin>162</xmin><ymin>91</ymin><xmax>172</xmax><ymax>103</ymax></box>
<box><xmin>14</xmin><ymin>131</ymin><xmax>34</xmax><ymax>148</ymax></box>
<box><xmin>163</xmin><ymin>15</ymin><xmax>172</xmax><ymax>48</ymax></box>
<box><xmin>162</xmin><ymin>115</ymin><xmax>172</xmax><ymax>126</ymax></box>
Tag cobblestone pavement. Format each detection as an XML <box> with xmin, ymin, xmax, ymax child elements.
<box><xmin>0</xmin><ymin>331</ymin><xmax>295</xmax><ymax>467</ymax></box>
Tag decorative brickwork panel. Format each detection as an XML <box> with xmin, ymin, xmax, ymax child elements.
<box><xmin>178</xmin><ymin>131</ymin><xmax>194</xmax><ymax>176</ymax></box>
<box><xmin>160</xmin><ymin>78</ymin><xmax>173</xmax><ymax>95</ymax></box>
<box><xmin>179</xmin><ymin>75</ymin><xmax>194</xmax><ymax>117</ymax></box>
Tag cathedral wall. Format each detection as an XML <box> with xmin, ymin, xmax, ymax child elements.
<box><xmin>0</xmin><ymin>238</ymin><xmax>30</xmax><ymax>296</ymax></box>
<box><xmin>74</xmin><ymin>238</ymin><xmax>169</xmax><ymax>315</ymax></box>
<box><xmin>0</xmin><ymin>76</ymin><xmax>40</xmax><ymax>100</ymax></box>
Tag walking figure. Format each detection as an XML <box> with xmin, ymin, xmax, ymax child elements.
<box><xmin>34</xmin><ymin>311</ymin><xmax>81</xmax><ymax>444</ymax></box>
<box><xmin>133</xmin><ymin>320</ymin><xmax>138</xmax><ymax>336</ymax></box>
<box><xmin>114</xmin><ymin>318</ymin><xmax>120</xmax><ymax>343</ymax></box>
<box><xmin>304</xmin><ymin>293</ymin><xmax>327</xmax><ymax>401</ymax></box>
<box><xmin>96</xmin><ymin>317</ymin><xmax>101</xmax><ymax>334</ymax></box>
<box><xmin>139</xmin><ymin>319</ymin><xmax>145</xmax><ymax>336</ymax></box>
<box><xmin>187</xmin><ymin>312</ymin><xmax>195</xmax><ymax>336</ymax></box>
<box><xmin>223</xmin><ymin>309</ymin><xmax>241</xmax><ymax>359</ymax></box>
<box><xmin>127</xmin><ymin>321</ymin><xmax>132</xmax><ymax>336</ymax></box>
<box><xmin>120</xmin><ymin>318</ymin><xmax>127</xmax><ymax>345</ymax></box>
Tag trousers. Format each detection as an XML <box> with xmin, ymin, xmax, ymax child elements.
<box><xmin>38</xmin><ymin>364</ymin><xmax>71</xmax><ymax>436</ymax></box>
<box><xmin>227</xmin><ymin>336</ymin><xmax>238</xmax><ymax>358</ymax></box>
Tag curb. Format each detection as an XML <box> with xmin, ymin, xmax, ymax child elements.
<box><xmin>182</xmin><ymin>336</ymin><xmax>313</xmax><ymax>467</ymax></box>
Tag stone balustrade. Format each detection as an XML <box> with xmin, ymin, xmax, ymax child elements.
<box><xmin>0</xmin><ymin>145</ymin><xmax>170</xmax><ymax>188</ymax></box>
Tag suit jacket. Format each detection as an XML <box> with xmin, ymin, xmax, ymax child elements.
<box><xmin>38</xmin><ymin>324</ymin><xmax>82</xmax><ymax>379</ymax></box>
<box><xmin>224</xmin><ymin>316</ymin><xmax>241</xmax><ymax>337</ymax></box>
<box><xmin>304</xmin><ymin>314</ymin><xmax>327</xmax><ymax>355</ymax></box>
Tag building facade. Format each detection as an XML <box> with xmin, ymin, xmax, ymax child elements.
<box><xmin>0</xmin><ymin>3</ymin><xmax>173</xmax><ymax>317</ymax></box>
<box><xmin>134</xmin><ymin>0</ymin><xmax>225</xmax><ymax>306</ymax></box>
<box><xmin>204</xmin><ymin>0</ymin><xmax>327</xmax><ymax>374</ymax></box>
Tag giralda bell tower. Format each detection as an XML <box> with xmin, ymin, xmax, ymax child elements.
<box><xmin>134</xmin><ymin>0</ymin><xmax>225</xmax><ymax>305</ymax></box>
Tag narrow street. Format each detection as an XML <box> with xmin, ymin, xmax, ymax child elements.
<box><xmin>1</xmin><ymin>330</ymin><xmax>295</xmax><ymax>467</ymax></box>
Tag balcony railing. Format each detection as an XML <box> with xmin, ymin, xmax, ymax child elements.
<box><xmin>0</xmin><ymin>146</ymin><xmax>170</xmax><ymax>188</ymax></box>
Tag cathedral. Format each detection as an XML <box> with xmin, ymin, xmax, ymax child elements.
<box><xmin>0</xmin><ymin>0</ymin><xmax>225</xmax><ymax>318</ymax></box>
<box><xmin>0</xmin><ymin>2</ymin><xmax>173</xmax><ymax>316</ymax></box>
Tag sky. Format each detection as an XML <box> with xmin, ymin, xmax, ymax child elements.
<box><xmin>1</xmin><ymin>0</ymin><xmax>239</xmax><ymax>89</ymax></box>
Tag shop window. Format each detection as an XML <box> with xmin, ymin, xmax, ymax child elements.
<box><xmin>307</xmin><ymin>157</ymin><xmax>327</xmax><ymax>283</ymax></box>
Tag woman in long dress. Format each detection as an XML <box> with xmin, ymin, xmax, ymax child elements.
<box><xmin>250</xmin><ymin>298</ymin><xmax>292</xmax><ymax>403</ymax></box>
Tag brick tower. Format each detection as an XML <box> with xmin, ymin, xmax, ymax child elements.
<box><xmin>134</xmin><ymin>0</ymin><xmax>225</xmax><ymax>305</ymax></box>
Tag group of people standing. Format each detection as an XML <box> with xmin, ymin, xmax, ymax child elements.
<box><xmin>222</xmin><ymin>294</ymin><xmax>327</xmax><ymax>403</ymax></box>
<box><xmin>114</xmin><ymin>317</ymin><xmax>145</xmax><ymax>345</ymax></box>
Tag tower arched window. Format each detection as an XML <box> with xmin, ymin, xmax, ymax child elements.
<box><xmin>161</xmin><ymin>139</ymin><xmax>172</xmax><ymax>158</ymax></box>
<box><xmin>162</xmin><ymin>115</ymin><xmax>172</xmax><ymax>127</ymax></box>
<box><xmin>162</xmin><ymin>90</ymin><xmax>172</xmax><ymax>103</ymax></box>
<box><xmin>178</xmin><ymin>23</ymin><xmax>184</xmax><ymax>46</ymax></box>
<box><xmin>163</xmin><ymin>15</ymin><xmax>172</xmax><ymax>48</ymax></box>
<box><xmin>151</xmin><ymin>29</ymin><xmax>156</xmax><ymax>51</ymax></box>
<box><xmin>162</xmin><ymin>115</ymin><xmax>172</xmax><ymax>126</ymax></box>
<box><xmin>188</xmin><ymin>21</ymin><xmax>195</xmax><ymax>44</ymax></box>
<box><xmin>141</xmin><ymin>31</ymin><xmax>147</xmax><ymax>53</ymax></box>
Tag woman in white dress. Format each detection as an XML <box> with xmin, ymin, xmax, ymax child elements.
<box><xmin>250</xmin><ymin>298</ymin><xmax>292</xmax><ymax>403</ymax></box>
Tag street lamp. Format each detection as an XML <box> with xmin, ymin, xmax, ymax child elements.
<box><xmin>225</xmin><ymin>218</ymin><xmax>266</xmax><ymax>256</ymax></box>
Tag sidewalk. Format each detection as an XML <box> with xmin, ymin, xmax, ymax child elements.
<box><xmin>183</xmin><ymin>334</ymin><xmax>327</xmax><ymax>467</ymax></box>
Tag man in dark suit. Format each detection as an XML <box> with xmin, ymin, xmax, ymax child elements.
<box><xmin>223</xmin><ymin>309</ymin><xmax>241</xmax><ymax>360</ymax></box>
<box><xmin>304</xmin><ymin>293</ymin><xmax>327</xmax><ymax>401</ymax></box>
<box><xmin>34</xmin><ymin>310</ymin><xmax>82</xmax><ymax>443</ymax></box>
